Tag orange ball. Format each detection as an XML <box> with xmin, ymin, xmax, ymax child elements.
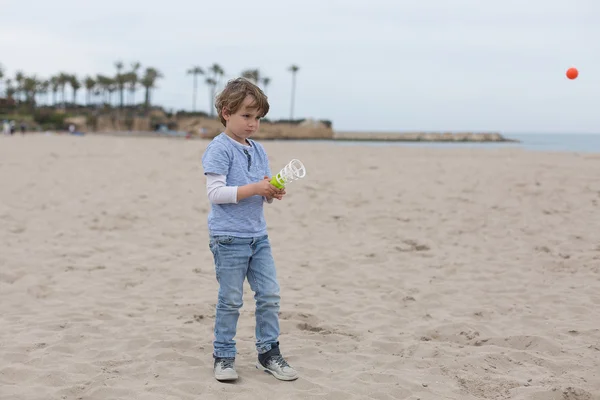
<box><xmin>566</xmin><ymin>67</ymin><xmax>578</xmax><ymax>80</ymax></box>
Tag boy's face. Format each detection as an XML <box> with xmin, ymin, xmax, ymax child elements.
<box><xmin>223</xmin><ymin>95</ymin><xmax>263</xmax><ymax>144</ymax></box>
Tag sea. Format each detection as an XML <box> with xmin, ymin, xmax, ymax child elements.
<box><xmin>332</xmin><ymin>133</ymin><xmax>600</xmax><ymax>154</ymax></box>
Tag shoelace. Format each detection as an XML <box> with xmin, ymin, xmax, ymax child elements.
<box><xmin>219</xmin><ymin>358</ymin><xmax>235</xmax><ymax>370</ymax></box>
<box><xmin>270</xmin><ymin>355</ymin><xmax>290</xmax><ymax>369</ymax></box>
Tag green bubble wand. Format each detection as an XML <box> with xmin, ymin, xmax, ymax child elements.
<box><xmin>270</xmin><ymin>159</ymin><xmax>306</xmax><ymax>189</ymax></box>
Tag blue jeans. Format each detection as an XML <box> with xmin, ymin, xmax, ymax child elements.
<box><xmin>209</xmin><ymin>234</ymin><xmax>281</xmax><ymax>359</ymax></box>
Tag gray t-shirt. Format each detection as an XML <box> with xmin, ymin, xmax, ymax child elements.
<box><xmin>201</xmin><ymin>132</ymin><xmax>272</xmax><ymax>237</ymax></box>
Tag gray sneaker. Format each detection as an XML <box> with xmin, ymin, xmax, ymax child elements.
<box><xmin>256</xmin><ymin>344</ymin><xmax>298</xmax><ymax>381</ymax></box>
<box><xmin>214</xmin><ymin>357</ymin><xmax>238</xmax><ymax>381</ymax></box>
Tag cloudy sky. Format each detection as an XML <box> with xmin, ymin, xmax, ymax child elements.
<box><xmin>1</xmin><ymin>0</ymin><xmax>598</xmax><ymax>133</ymax></box>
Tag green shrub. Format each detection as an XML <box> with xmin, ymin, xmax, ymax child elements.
<box><xmin>33</xmin><ymin>110</ymin><xmax>66</xmax><ymax>130</ymax></box>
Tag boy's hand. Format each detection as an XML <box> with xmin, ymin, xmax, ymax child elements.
<box><xmin>272</xmin><ymin>189</ymin><xmax>286</xmax><ymax>200</ymax></box>
<box><xmin>263</xmin><ymin>176</ymin><xmax>286</xmax><ymax>200</ymax></box>
<box><xmin>254</xmin><ymin>178</ymin><xmax>279</xmax><ymax>198</ymax></box>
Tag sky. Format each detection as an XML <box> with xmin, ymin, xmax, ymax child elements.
<box><xmin>1</xmin><ymin>0</ymin><xmax>599</xmax><ymax>134</ymax></box>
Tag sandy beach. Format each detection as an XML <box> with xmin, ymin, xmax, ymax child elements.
<box><xmin>1</xmin><ymin>134</ymin><xmax>599</xmax><ymax>400</ymax></box>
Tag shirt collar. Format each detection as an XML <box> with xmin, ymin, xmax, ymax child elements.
<box><xmin>222</xmin><ymin>132</ymin><xmax>253</xmax><ymax>149</ymax></box>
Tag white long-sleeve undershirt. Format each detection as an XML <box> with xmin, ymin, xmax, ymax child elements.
<box><xmin>206</xmin><ymin>173</ymin><xmax>273</xmax><ymax>204</ymax></box>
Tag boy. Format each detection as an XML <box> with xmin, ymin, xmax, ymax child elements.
<box><xmin>201</xmin><ymin>78</ymin><xmax>299</xmax><ymax>382</ymax></box>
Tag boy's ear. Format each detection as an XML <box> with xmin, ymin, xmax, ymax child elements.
<box><xmin>222</xmin><ymin>107</ymin><xmax>231</xmax><ymax>121</ymax></box>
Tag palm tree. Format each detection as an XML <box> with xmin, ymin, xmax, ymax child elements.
<box><xmin>5</xmin><ymin>79</ymin><xmax>14</xmax><ymax>100</ymax></box>
<box><xmin>57</xmin><ymin>72</ymin><xmax>70</xmax><ymax>107</ymax></box>
<box><xmin>209</xmin><ymin>63</ymin><xmax>225</xmax><ymax>92</ymax></box>
<box><xmin>115</xmin><ymin>61</ymin><xmax>126</xmax><ymax>108</ymax></box>
<box><xmin>0</xmin><ymin>64</ymin><xmax>4</xmax><ymax>97</ymax></box>
<box><xmin>70</xmin><ymin>75</ymin><xmax>81</xmax><ymax>105</ymax></box>
<box><xmin>128</xmin><ymin>62</ymin><xmax>141</xmax><ymax>106</ymax></box>
<box><xmin>84</xmin><ymin>76</ymin><xmax>95</xmax><ymax>106</ymax></box>
<box><xmin>140</xmin><ymin>67</ymin><xmax>163</xmax><ymax>111</ymax></box>
<box><xmin>187</xmin><ymin>66</ymin><xmax>204</xmax><ymax>112</ymax></box>
<box><xmin>204</xmin><ymin>64</ymin><xmax>224</xmax><ymax>117</ymax></box>
<box><xmin>39</xmin><ymin>80</ymin><xmax>50</xmax><ymax>105</ymax></box>
<box><xmin>95</xmin><ymin>75</ymin><xmax>106</xmax><ymax>104</ymax></box>
<box><xmin>122</xmin><ymin>72</ymin><xmax>135</xmax><ymax>107</ymax></box>
<box><xmin>22</xmin><ymin>76</ymin><xmax>39</xmax><ymax>107</ymax></box>
<box><xmin>96</xmin><ymin>74</ymin><xmax>113</xmax><ymax>105</ymax></box>
<box><xmin>288</xmin><ymin>64</ymin><xmax>299</xmax><ymax>120</ymax></box>
<box><xmin>261</xmin><ymin>77</ymin><xmax>271</xmax><ymax>94</ymax></box>
<box><xmin>15</xmin><ymin>70</ymin><xmax>24</xmax><ymax>102</ymax></box>
<box><xmin>50</xmin><ymin>77</ymin><xmax>59</xmax><ymax>106</ymax></box>
<box><xmin>107</xmin><ymin>82</ymin><xmax>116</xmax><ymax>106</ymax></box>
<box><xmin>93</xmin><ymin>88</ymin><xmax>101</xmax><ymax>105</ymax></box>
<box><xmin>206</xmin><ymin>77</ymin><xmax>217</xmax><ymax>116</ymax></box>
<box><xmin>241</xmin><ymin>69</ymin><xmax>260</xmax><ymax>84</ymax></box>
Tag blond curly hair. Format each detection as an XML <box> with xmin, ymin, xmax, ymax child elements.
<box><xmin>215</xmin><ymin>78</ymin><xmax>270</xmax><ymax>126</ymax></box>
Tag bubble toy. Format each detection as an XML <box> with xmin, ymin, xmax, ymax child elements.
<box><xmin>270</xmin><ymin>159</ymin><xmax>306</xmax><ymax>189</ymax></box>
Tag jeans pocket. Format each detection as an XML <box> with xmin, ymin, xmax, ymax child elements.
<box><xmin>213</xmin><ymin>235</ymin><xmax>235</xmax><ymax>245</ymax></box>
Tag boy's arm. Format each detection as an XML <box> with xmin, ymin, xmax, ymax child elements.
<box><xmin>203</xmin><ymin>145</ymin><xmax>276</xmax><ymax>204</ymax></box>
<box><xmin>238</xmin><ymin>177</ymin><xmax>280</xmax><ymax>201</ymax></box>
<box><xmin>236</xmin><ymin>184</ymin><xmax>260</xmax><ymax>201</ymax></box>
<box><xmin>203</xmin><ymin>143</ymin><xmax>255</xmax><ymax>204</ymax></box>
<box><xmin>206</xmin><ymin>174</ymin><xmax>237</xmax><ymax>204</ymax></box>
<box><xmin>206</xmin><ymin>174</ymin><xmax>261</xmax><ymax>204</ymax></box>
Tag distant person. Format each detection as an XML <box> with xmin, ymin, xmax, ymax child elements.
<box><xmin>201</xmin><ymin>78</ymin><xmax>298</xmax><ymax>382</ymax></box>
<box><xmin>20</xmin><ymin>122</ymin><xmax>26</xmax><ymax>135</ymax></box>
